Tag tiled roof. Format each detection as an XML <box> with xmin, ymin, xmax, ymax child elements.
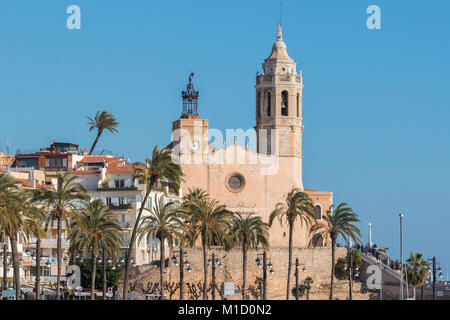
<box><xmin>70</xmin><ymin>170</ymin><xmax>101</xmax><ymax>174</ymax></box>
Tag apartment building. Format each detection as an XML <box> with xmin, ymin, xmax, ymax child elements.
<box><xmin>0</xmin><ymin>167</ymin><xmax>69</xmax><ymax>287</ymax></box>
<box><xmin>70</xmin><ymin>155</ymin><xmax>180</xmax><ymax>265</ymax></box>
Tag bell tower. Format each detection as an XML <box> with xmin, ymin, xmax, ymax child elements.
<box><xmin>172</xmin><ymin>73</ymin><xmax>209</xmax><ymax>164</ymax></box>
<box><xmin>255</xmin><ymin>25</ymin><xmax>303</xmax><ymax>158</ymax></box>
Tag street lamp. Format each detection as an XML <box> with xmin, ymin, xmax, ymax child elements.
<box><xmin>255</xmin><ymin>251</ymin><xmax>274</xmax><ymax>300</ymax></box>
<box><xmin>399</xmin><ymin>213</ymin><xmax>404</xmax><ymax>300</ymax></box>
<box><xmin>172</xmin><ymin>248</ymin><xmax>191</xmax><ymax>300</ymax></box>
<box><xmin>207</xmin><ymin>253</ymin><xmax>222</xmax><ymax>300</ymax></box>
<box><xmin>427</xmin><ymin>257</ymin><xmax>443</xmax><ymax>300</ymax></box>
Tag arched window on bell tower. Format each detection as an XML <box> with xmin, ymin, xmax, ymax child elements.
<box><xmin>281</xmin><ymin>90</ymin><xmax>288</xmax><ymax>116</ymax></box>
<box><xmin>296</xmin><ymin>93</ymin><xmax>299</xmax><ymax>117</ymax></box>
<box><xmin>267</xmin><ymin>92</ymin><xmax>271</xmax><ymax>117</ymax></box>
<box><xmin>257</xmin><ymin>92</ymin><xmax>261</xmax><ymax>118</ymax></box>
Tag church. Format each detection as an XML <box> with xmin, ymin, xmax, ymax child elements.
<box><xmin>170</xmin><ymin>26</ymin><xmax>332</xmax><ymax>247</ymax></box>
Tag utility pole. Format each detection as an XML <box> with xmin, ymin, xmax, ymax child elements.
<box><xmin>399</xmin><ymin>213</ymin><xmax>404</xmax><ymax>300</ymax></box>
<box><xmin>179</xmin><ymin>248</ymin><xmax>184</xmax><ymax>300</ymax></box>
<box><xmin>35</xmin><ymin>239</ymin><xmax>40</xmax><ymax>300</ymax></box>
<box><xmin>211</xmin><ymin>253</ymin><xmax>216</xmax><ymax>300</ymax></box>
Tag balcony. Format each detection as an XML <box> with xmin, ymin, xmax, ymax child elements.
<box><xmin>109</xmin><ymin>203</ymin><xmax>132</xmax><ymax>210</ymax></box>
<box><xmin>97</xmin><ymin>186</ymin><xmax>137</xmax><ymax>191</ymax></box>
<box><xmin>29</xmin><ymin>238</ymin><xmax>70</xmax><ymax>246</ymax></box>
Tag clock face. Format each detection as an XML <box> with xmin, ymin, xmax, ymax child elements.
<box><xmin>189</xmin><ymin>140</ymin><xmax>200</xmax><ymax>151</ymax></box>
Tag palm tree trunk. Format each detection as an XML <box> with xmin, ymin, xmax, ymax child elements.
<box><xmin>413</xmin><ymin>286</ymin><xmax>416</xmax><ymax>300</ymax></box>
<box><xmin>159</xmin><ymin>237</ymin><xmax>165</xmax><ymax>300</ymax></box>
<box><xmin>56</xmin><ymin>216</ymin><xmax>62</xmax><ymax>300</ymax></box>
<box><xmin>286</xmin><ymin>222</ymin><xmax>293</xmax><ymax>300</ymax></box>
<box><xmin>91</xmin><ymin>250</ymin><xmax>97</xmax><ymax>300</ymax></box>
<box><xmin>9</xmin><ymin>234</ymin><xmax>21</xmax><ymax>300</ymax></box>
<box><xmin>202</xmin><ymin>236</ymin><xmax>208</xmax><ymax>300</ymax></box>
<box><xmin>242</xmin><ymin>242</ymin><xmax>247</xmax><ymax>300</ymax></box>
<box><xmin>123</xmin><ymin>188</ymin><xmax>152</xmax><ymax>300</ymax></box>
<box><xmin>89</xmin><ymin>129</ymin><xmax>103</xmax><ymax>155</ymax></box>
<box><xmin>306</xmin><ymin>288</ymin><xmax>310</xmax><ymax>300</ymax></box>
<box><xmin>330</xmin><ymin>235</ymin><xmax>337</xmax><ymax>300</ymax></box>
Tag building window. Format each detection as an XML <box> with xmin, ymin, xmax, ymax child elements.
<box><xmin>314</xmin><ymin>205</ymin><xmax>322</xmax><ymax>220</ymax></box>
<box><xmin>281</xmin><ymin>91</ymin><xmax>289</xmax><ymax>116</ymax></box>
<box><xmin>267</xmin><ymin>92</ymin><xmax>271</xmax><ymax>117</ymax></box>
<box><xmin>226</xmin><ymin>173</ymin><xmax>246</xmax><ymax>193</ymax></box>
<box><xmin>115</xmin><ymin>179</ymin><xmax>125</xmax><ymax>188</ymax></box>
<box><xmin>106</xmin><ymin>198</ymin><xmax>112</xmax><ymax>206</ymax></box>
<box><xmin>313</xmin><ymin>234</ymin><xmax>324</xmax><ymax>247</ymax></box>
<box><xmin>256</xmin><ymin>92</ymin><xmax>261</xmax><ymax>118</ymax></box>
<box><xmin>296</xmin><ymin>93</ymin><xmax>299</xmax><ymax>117</ymax></box>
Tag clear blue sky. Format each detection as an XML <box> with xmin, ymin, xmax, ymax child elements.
<box><xmin>1</xmin><ymin>1</ymin><xmax>449</xmax><ymax>273</ymax></box>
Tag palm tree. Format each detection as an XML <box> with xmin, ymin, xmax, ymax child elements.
<box><xmin>269</xmin><ymin>188</ymin><xmax>315</xmax><ymax>300</ymax></box>
<box><xmin>69</xmin><ymin>199</ymin><xmax>122</xmax><ymax>300</ymax></box>
<box><xmin>33</xmin><ymin>172</ymin><xmax>89</xmax><ymax>300</ymax></box>
<box><xmin>406</xmin><ymin>252</ymin><xmax>429</xmax><ymax>299</ymax></box>
<box><xmin>232</xmin><ymin>212</ymin><xmax>270</xmax><ymax>300</ymax></box>
<box><xmin>309</xmin><ymin>203</ymin><xmax>361</xmax><ymax>300</ymax></box>
<box><xmin>138</xmin><ymin>195</ymin><xmax>182</xmax><ymax>300</ymax></box>
<box><xmin>0</xmin><ymin>182</ymin><xmax>45</xmax><ymax>299</ymax></box>
<box><xmin>87</xmin><ymin>110</ymin><xmax>119</xmax><ymax>155</ymax></box>
<box><xmin>122</xmin><ymin>145</ymin><xmax>183</xmax><ymax>300</ymax></box>
<box><xmin>181</xmin><ymin>193</ymin><xmax>233</xmax><ymax>300</ymax></box>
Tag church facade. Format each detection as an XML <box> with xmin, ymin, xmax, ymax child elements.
<box><xmin>170</xmin><ymin>26</ymin><xmax>332</xmax><ymax>247</ymax></box>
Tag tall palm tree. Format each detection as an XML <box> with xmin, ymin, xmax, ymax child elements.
<box><xmin>232</xmin><ymin>212</ymin><xmax>270</xmax><ymax>300</ymax></box>
<box><xmin>87</xmin><ymin>110</ymin><xmax>119</xmax><ymax>155</ymax></box>
<box><xmin>0</xmin><ymin>183</ymin><xmax>45</xmax><ymax>299</ymax></box>
<box><xmin>181</xmin><ymin>192</ymin><xmax>233</xmax><ymax>300</ymax></box>
<box><xmin>33</xmin><ymin>172</ymin><xmax>89</xmax><ymax>300</ymax></box>
<box><xmin>122</xmin><ymin>145</ymin><xmax>183</xmax><ymax>300</ymax></box>
<box><xmin>309</xmin><ymin>203</ymin><xmax>361</xmax><ymax>300</ymax></box>
<box><xmin>69</xmin><ymin>199</ymin><xmax>122</xmax><ymax>300</ymax></box>
<box><xmin>138</xmin><ymin>195</ymin><xmax>182</xmax><ymax>300</ymax></box>
<box><xmin>269</xmin><ymin>188</ymin><xmax>315</xmax><ymax>300</ymax></box>
<box><xmin>406</xmin><ymin>252</ymin><xmax>429</xmax><ymax>299</ymax></box>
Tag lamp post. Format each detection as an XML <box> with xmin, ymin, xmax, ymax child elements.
<box><xmin>294</xmin><ymin>258</ymin><xmax>306</xmax><ymax>301</ymax></box>
<box><xmin>35</xmin><ymin>239</ymin><xmax>41</xmax><ymax>300</ymax></box>
<box><xmin>368</xmin><ymin>223</ymin><xmax>372</xmax><ymax>248</ymax></box>
<box><xmin>427</xmin><ymin>257</ymin><xmax>443</xmax><ymax>300</ymax></box>
<box><xmin>207</xmin><ymin>253</ymin><xmax>222</xmax><ymax>300</ymax></box>
<box><xmin>344</xmin><ymin>247</ymin><xmax>359</xmax><ymax>301</ymax></box>
<box><xmin>399</xmin><ymin>213</ymin><xmax>404</xmax><ymax>300</ymax></box>
<box><xmin>172</xmin><ymin>248</ymin><xmax>191</xmax><ymax>300</ymax></box>
<box><xmin>255</xmin><ymin>251</ymin><xmax>274</xmax><ymax>300</ymax></box>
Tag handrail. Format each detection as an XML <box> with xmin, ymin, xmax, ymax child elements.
<box><xmin>359</xmin><ymin>251</ymin><xmax>402</xmax><ymax>281</ymax></box>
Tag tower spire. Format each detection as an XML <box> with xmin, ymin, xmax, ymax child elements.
<box><xmin>181</xmin><ymin>72</ymin><xmax>199</xmax><ymax>118</ymax></box>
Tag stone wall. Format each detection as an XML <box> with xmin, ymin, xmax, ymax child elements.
<box><xmin>124</xmin><ymin>246</ymin><xmax>374</xmax><ymax>300</ymax></box>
